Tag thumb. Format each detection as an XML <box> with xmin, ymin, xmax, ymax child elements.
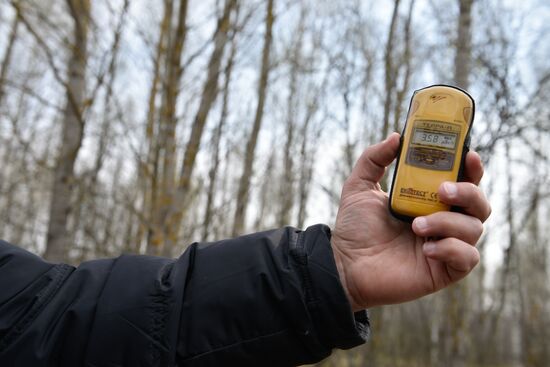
<box><xmin>350</xmin><ymin>132</ymin><xmax>400</xmax><ymax>185</ymax></box>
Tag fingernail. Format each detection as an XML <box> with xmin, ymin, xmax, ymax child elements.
<box><xmin>443</xmin><ymin>182</ymin><xmax>457</xmax><ymax>198</ymax></box>
<box><xmin>414</xmin><ymin>217</ymin><xmax>428</xmax><ymax>231</ymax></box>
<box><xmin>423</xmin><ymin>242</ymin><xmax>437</xmax><ymax>255</ymax></box>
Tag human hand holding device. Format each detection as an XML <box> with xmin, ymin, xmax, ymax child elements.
<box><xmin>331</xmin><ymin>133</ymin><xmax>491</xmax><ymax>311</ymax></box>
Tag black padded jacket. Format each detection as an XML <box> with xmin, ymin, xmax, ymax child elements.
<box><xmin>0</xmin><ymin>224</ymin><xmax>369</xmax><ymax>366</ymax></box>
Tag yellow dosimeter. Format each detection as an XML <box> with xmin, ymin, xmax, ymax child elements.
<box><xmin>389</xmin><ymin>85</ymin><xmax>475</xmax><ymax>221</ymax></box>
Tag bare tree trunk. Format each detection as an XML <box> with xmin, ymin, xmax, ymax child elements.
<box><xmin>90</xmin><ymin>0</ymin><xmax>128</xmax><ymax>189</ymax></box>
<box><xmin>509</xmin><ymin>143</ymin><xmax>550</xmax><ymax>366</ymax></box>
<box><xmin>232</xmin><ymin>0</ymin><xmax>274</xmax><ymax>237</ymax></box>
<box><xmin>219</xmin><ymin>145</ymin><xmax>233</xmax><ymax>238</ymax></box>
<box><xmin>380</xmin><ymin>0</ymin><xmax>401</xmax><ymax>191</ymax></box>
<box><xmin>296</xmin><ymin>117</ymin><xmax>320</xmax><ymax>229</ymax></box>
<box><xmin>203</xmin><ymin>35</ymin><xmax>237</xmax><ymax>240</ymax></box>
<box><xmin>2</xmin><ymin>79</ymin><xmax>34</xmax><ymax>243</ymax></box>
<box><xmin>278</xmin><ymin>12</ymin><xmax>304</xmax><ymax>228</ymax></box>
<box><xmin>382</xmin><ymin>0</ymin><xmax>401</xmax><ymax>139</ymax></box>
<box><xmin>147</xmin><ymin>0</ymin><xmax>190</xmax><ymax>256</ymax></box>
<box><xmin>454</xmin><ymin>0</ymin><xmax>473</xmax><ymax>89</ymax></box>
<box><xmin>278</xmin><ymin>82</ymin><xmax>296</xmax><ymax>227</ymax></box>
<box><xmin>441</xmin><ymin>1</ymin><xmax>474</xmax><ymax>365</ymax></box>
<box><xmin>156</xmin><ymin>0</ymin><xmax>236</xmax><ymax>256</ymax></box>
<box><xmin>82</xmin><ymin>0</ymin><xmax>128</xmax><ymax>258</ymax></box>
<box><xmin>0</xmin><ymin>65</ymin><xmax>30</xmax><ymax>240</ymax></box>
<box><xmin>101</xmin><ymin>156</ymin><xmax>124</xmax><ymax>256</ymax></box>
<box><xmin>393</xmin><ymin>0</ymin><xmax>415</xmax><ymax>132</ymax></box>
<box><xmin>254</xmin><ymin>146</ymin><xmax>276</xmax><ymax>230</ymax></box>
<box><xmin>139</xmin><ymin>0</ymin><xmax>174</xmax><ymax>254</ymax></box>
<box><xmin>296</xmin><ymin>77</ymin><xmax>327</xmax><ymax>229</ymax></box>
<box><xmin>44</xmin><ymin>0</ymin><xmax>91</xmax><ymax>262</ymax></box>
<box><xmin>500</xmin><ymin>140</ymin><xmax>518</xmax><ymax>357</ymax></box>
<box><xmin>0</xmin><ymin>7</ymin><xmax>20</xmax><ymax>108</ymax></box>
<box><xmin>342</xmin><ymin>79</ymin><xmax>355</xmax><ymax>181</ymax></box>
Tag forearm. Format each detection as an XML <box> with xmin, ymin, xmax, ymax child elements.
<box><xmin>0</xmin><ymin>240</ymin><xmax>181</xmax><ymax>366</ymax></box>
<box><xmin>176</xmin><ymin>225</ymin><xmax>369</xmax><ymax>366</ymax></box>
<box><xmin>0</xmin><ymin>225</ymin><xmax>369</xmax><ymax>367</ymax></box>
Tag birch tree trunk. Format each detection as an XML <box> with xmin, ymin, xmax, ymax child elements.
<box><xmin>147</xmin><ymin>0</ymin><xmax>190</xmax><ymax>256</ymax></box>
<box><xmin>140</xmin><ymin>0</ymin><xmax>173</xmax><ymax>254</ymax></box>
<box><xmin>154</xmin><ymin>0</ymin><xmax>236</xmax><ymax>256</ymax></box>
<box><xmin>454</xmin><ymin>0</ymin><xmax>473</xmax><ymax>90</ymax></box>
<box><xmin>380</xmin><ymin>0</ymin><xmax>401</xmax><ymax>191</ymax></box>
<box><xmin>80</xmin><ymin>0</ymin><xmax>129</xmax><ymax>258</ymax></box>
<box><xmin>232</xmin><ymin>0</ymin><xmax>274</xmax><ymax>237</ymax></box>
<box><xmin>0</xmin><ymin>8</ymin><xmax>20</xmax><ymax>109</ymax></box>
<box><xmin>393</xmin><ymin>0</ymin><xmax>415</xmax><ymax>132</ymax></box>
<box><xmin>382</xmin><ymin>0</ymin><xmax>401</xmax><ymax>139</ymax></box>
<box><xmin>442</xmin><ymin>1</ymin><xmax>474</xmax><ymax>365</ymax></box>
<box><xmin>277</xmin><ymin>12</ymin><xmax>304</xmax><ymax>228</ymax></box>
<box><xmin>295</xmin><ymin>102</ymin><xmax>320</xmax><ymax>229</ymax></box>
<box><xmin>0</xmin><ymin>12</ymin><xmax>21</xmax><ymax>230</ymax></box>
<box><xmin>44</xmin><ymin>0</ymin><xmax>91</xmax><ymax>262</ymax></box>
<box><xmin>202</xmin><ymin>35</ymin><xmax>237</xmax><ymax>240</ymax></box>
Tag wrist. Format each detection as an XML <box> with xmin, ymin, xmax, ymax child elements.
<box><xmin>330</xmin><ymin>236</ymin><xmax>362</xmax><ymax>312</ymax></box>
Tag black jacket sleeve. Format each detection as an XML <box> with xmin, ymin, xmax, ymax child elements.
<box><xmin>0</xmin><ymin>225</ymin><xmax>369</xmax><ymax>367</ymax></box>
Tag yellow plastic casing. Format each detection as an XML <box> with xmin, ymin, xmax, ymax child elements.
<box><xmin>389</xmin><ymin>85</ymin><xmax>475</xmax><ymax>221</ymax></box>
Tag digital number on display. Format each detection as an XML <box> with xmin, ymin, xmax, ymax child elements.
<box><xmin>412</xmin><ymin>129</ymin><xmax>457</xmax><ymax>149</ymax></box>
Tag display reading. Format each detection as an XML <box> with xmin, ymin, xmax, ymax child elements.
<box><xmin>412</xmin><ymin>129</ymin><xmax>457</xmax><ymax>149</ymax></box>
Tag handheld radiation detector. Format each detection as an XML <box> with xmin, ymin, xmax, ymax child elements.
<box><xmin>389</xmin><ymin>85</ymin><xmax>475</xmax><ymax>221</ymax></box>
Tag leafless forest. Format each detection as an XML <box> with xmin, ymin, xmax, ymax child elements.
<box><xmin>0</xmin><ymin>0</ymin><xmax>549</xmax><ymax>366</ymax></box>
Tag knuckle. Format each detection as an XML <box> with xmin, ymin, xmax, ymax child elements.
<box><xmin>464</xmin><ymin>182</ymin><xmax>485</xmax><ymax>206</ymax></box>
<box><xmin>360</xmin><ymin>147</ymin><xmax>372</xmax><ymax>160</ymax></box>
<box><xmin>465</xmin><ymin>182</ymin><xmax>479</xmax><ymax>197</ymax></box>
<box><xmin>442</xmin><ymin>215</ymin><xmax>457</xmax><ymax>232</ymax></box>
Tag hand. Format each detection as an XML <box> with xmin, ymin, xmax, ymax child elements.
<box><xmin>331</xmin><ymin>133</ymin><xmax>491</xmax><ymax>311</ymax></box>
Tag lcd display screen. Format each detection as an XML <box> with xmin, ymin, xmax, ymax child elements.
<box><xmin>412</xmin><ymin>129</ymin><xmax>457</xmax><ymax>149</ymax></box>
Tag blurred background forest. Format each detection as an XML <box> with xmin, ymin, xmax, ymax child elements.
<box><xmin>0</xmin><ymin>0</ymin><xmax>549</xmax><ymax>366</ymax></box>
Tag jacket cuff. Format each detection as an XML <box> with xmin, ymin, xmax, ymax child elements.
<box><xmin>291</xmin><ymin>225</ymin><xmax>369</xmax><ymax>353</ymax></box>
